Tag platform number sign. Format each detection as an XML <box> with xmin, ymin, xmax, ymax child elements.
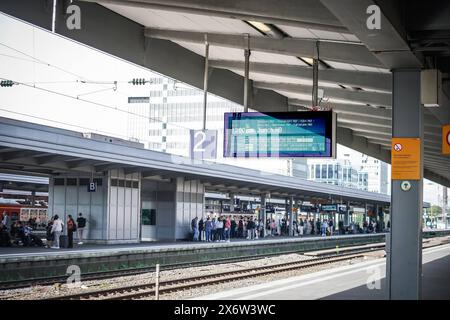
<box><xmin>88</xmin><ymin>181</ymin><xmax>97</xmax><ymax>192</ymax></box>
<box><xmin>190</xmin><ymin>129</ymin><xmax>217</xmax><ymax>160</ymax></box>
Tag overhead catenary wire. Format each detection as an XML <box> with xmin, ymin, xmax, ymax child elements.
<box><xmin>0</xmin><ymin>76</ymin><xmax>196</xmax><ymax>132</ymax></box>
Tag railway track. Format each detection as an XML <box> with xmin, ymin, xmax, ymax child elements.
<box><xmin>45</xmin><ymin>250</ymin><xmax>374</xmax><ymax>300</ymax></box>
<box><xmin>0</xmin><ymin>243</ymin><xmax>385</xmax><ymax>291</ymax></box>
<box><xmin>43</xmin><ymin>238</ymin><xmax>450</xmax><ymax>300</ymax></box>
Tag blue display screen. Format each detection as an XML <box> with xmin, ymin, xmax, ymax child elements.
<box><xmin>223</xmin><ymin>111</ymin><xmax>335</xmax><ymax>158</ymax></box>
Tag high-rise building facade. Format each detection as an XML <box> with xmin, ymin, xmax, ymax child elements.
<box><xmin>126</xmin><ymin>76</ymin><xmax>307</xmax><ymax>177</ymax></box>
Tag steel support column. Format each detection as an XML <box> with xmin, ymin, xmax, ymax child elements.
<box><xmin>388</xmin><ymin>69</ymin><xmax>423</xmax><ymax>300</ymax></box>
<box><xmin>202</xmin><ymin>34</ymin><xmax>209</xmax><ymax>131</ymax></box>
<box><xmin>243</xmin><ymin>34</ymin><xmax>251</xmax><ymax>112</ymax></box>
<box><xmin>288</xmin><ymin>196</ymin><xmax>294</xmax><ymax>236</ymax></box>
<box><xmin>261</xmin><ymin>194</ymin><xmax>267</xmax><ymax>237</ymax></box>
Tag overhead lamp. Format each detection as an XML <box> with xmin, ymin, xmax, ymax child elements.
<box><xmin>247</xmin><ymin>21</ymin><xmax>271</xmax><ymax>33</ymax></box>
<box><xmin>300</xmin><ymin>57</ymin><xmax>314</xmax><ymax>65</ymax></box>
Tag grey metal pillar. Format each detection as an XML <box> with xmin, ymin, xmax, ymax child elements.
<box><xmin>202</xmin><ymin>34</ymin><xmax>209</xmax><ymax>131</ymax></box>
<box><xmin>388</xmin><ymin>69</ymin><xmax>423</xmax><ymax>300</ymax></box>
<box><xmin>261</xmin><ymin>194</ymin><xmax>267</xmax><ymax>237</ymax></box>
<box><xmin>243</xmin><ymin>33</ymin><xmax>251</xmax><ymax>112</ymax></box>
<box><xmin>312</xmin><ymin>41</ymin><xmax>319</xmax><ymax>107</ymax></box>
<box><xmin>288</xmin><ymin>196</ymin><xmax>294</xmax><ymax>236</ymax></box>
<box><xmin>443</xmin><ymin>186</ymin><xmax>448</xmax><ymax>229</ymax></box>
<box><xmin>229</xmin><ymin>193</ymin><xmax>235</xmax><ymax>213</ymax></box>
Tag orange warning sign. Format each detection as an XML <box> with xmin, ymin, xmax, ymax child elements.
<box><xmin>443</xmin><ymin>125</ymin><xmax>450</xmax><ymax>155</ymax></box>
<box><xmin>391</xmin><ymin>138</ymin><xmax>421</xmax><ymax>180</ymax></box>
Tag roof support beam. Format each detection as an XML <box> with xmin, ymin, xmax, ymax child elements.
<box><xmin>145</xmin><ymin>28</ymin><xmax>383</xmax><ymax>67</ymax></box>
<box><xmin>320</xmin><ymin>0</ymin><xmax>422</xmax><ymax>69</ymax></box>
<box><xmin>83</xmin><ymin>0</ymin><xmax>347</xmax><ymax>32</ymax></box>
<box><xmin>255</xmin><ymin>81</ymin><xmax>391</xmax><ymax>106</ymax></box>
<box><xmin>289</xmin><ymin>99</ymin><xmax>391</xmax><ymax>119</ymax></box>
<box><xmin>211</xmin><ymin>60</ymin><xmax>391</xmax><ymax>92</ymax></box>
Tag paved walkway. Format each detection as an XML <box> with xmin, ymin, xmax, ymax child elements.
<box><xmin>194</xmin><ymin>243</ymin><xmax>450</xmax><ymax>300</ymax></box>
<box><xmin>0</xmin><ymin>233</ymin><xmax>381</xmax><ymax>259</ymax></box>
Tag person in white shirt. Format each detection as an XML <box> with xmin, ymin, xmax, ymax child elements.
<box><xmin>321</xmin><ymin>220</ymin><xmax>328</xmax><ymax>237</ymax></box>
<box><xmin>50</xmin><ymin>215</ymin><xmax>64</xmax><ymax>249</ymax></box>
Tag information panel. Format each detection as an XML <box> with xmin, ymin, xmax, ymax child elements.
<box><xmin>223</xmin><ymin>111</ymin><xmax>336</xmax><ymax>158</ymax></box>
<box><xmin>391</xmin><ymin>137</ymin><xmax>421</xmax><ymax>180</ymax></box>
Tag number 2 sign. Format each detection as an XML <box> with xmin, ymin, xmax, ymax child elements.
<box><xmin>190</xmin><ymin>129</ymin><xmax>217</xmax><ymax>160</ymax></box>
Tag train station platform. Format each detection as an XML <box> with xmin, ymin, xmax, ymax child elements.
<box><xmin>195</xmin><ymin>243</ymin><xmax>450</xmax><ymax>300</ymax></box>
<box><xmin>0</xmin><ymin>234</ymin><xmax>385</xmax><ymax>282</ymax></box>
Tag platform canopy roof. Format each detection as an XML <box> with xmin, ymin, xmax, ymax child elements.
<box><xmin>0</xmin><ymin>0</ymin><xmax>449</xmax><ymax>186</ymax></box>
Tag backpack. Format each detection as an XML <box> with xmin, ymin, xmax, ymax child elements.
<box><xmin>77</xmin><ymin>217</ymin><xmax>86</xmax><ymax>228</ymax></box>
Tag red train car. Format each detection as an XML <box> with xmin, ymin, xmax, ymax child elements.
<box><xmin>0</xmin><ymin>201</ymin><xmax>48</xmax><ymax>224</ymax></box>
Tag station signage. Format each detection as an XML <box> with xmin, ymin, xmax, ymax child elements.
<box><xmin>321</xmin><ymin>204</ymin><xmax>337</xmax><ymax>211</ymax></box>
<box><xmin>189</xmin><ymin>129</ymin><xmax>217</xmax><ymax>160</ymax></box>
<box><xmin>443</xmin><ymin>125</ymin><xmax>450</xmax><ymax>155</ymax></box>
<box><xmin>223</xmin><ymin>111</ymin><xmax>336</xmax><ymax>158</ymax></box>
<box><xmin>87</xmin><ymin>182</ymin><xmax>96</xmax><ymax>192</ymax></box>
<box><xmin>391</xmin><ymin>138</ymin><xmax>421</xmax><ymax>180</ymax></box>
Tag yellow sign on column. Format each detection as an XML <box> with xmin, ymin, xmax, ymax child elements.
<box><xmin>443</xmin><ymin>125</ymin><xmax>450</xmax><ymax>155</ymax></box>
<box><xmin>391</xmin><ymin>138</ymin><xmax>421</xmax><ymax>180</ymax></box>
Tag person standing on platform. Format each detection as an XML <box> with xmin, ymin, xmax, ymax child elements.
<box><xmin>321</xmin><ymin>220</ymin><xmax>328</xmax><ymax>237</ymax></box>
<box><xmin>67</xmin><ymin>215</ymin><xmax>76</xmax><ymax>248</ymax></box>
<box><xmin>224</xmin><ymin>216</ymin><xmax>231</xmax><ymax>242</ymax></box>
<box><xmin>76</xmin><ymin>213</ymin><xmax>86</xmax><ymax>245</ymax></box>
<box><xmin>50</xmin><ymin>215</ymin><xmax>64</xmax><ymax>249</ymax></box>
<box><xmin>211</xmin><ymin>218</ymin><xmax>217</xmax><ymax>241</ymax></box>
<box><xmin>231</xmin><ymin>217</ymin><xmax>237</xmax><ymax>238</ymax></box>
<box><xmin>216</xmin><ymin>217</ymin><xmax>224</xmax><ymax>242</ymax></box>
<box><xmin>299</xmin><ymin>219</ymin><xmax>304</xmax><ymax>237</ymax></box>
<box><xmin>328</xmin><ymin>218</ymin><xmax>334</xmax><ymax>236</ymax></box>
<box><xmin>205</xmin><ymin>217</ymin><xmax>212</xmax><ymax>242</ymax></box>
<box><xmin>198</xmin><ymin>217</ymin><xmax>205</xmax><ymax>241</ymax></box>
<box><xmin>316</xmin><ymin>220</ymin><xmax>321</xmax><ymax>236</ymax></box>
<box><xmin>45</xmin><ymin>218</ymin><xmax>53</xmax><ymax>248</ymax></box>
<box><xmin>191</xmin><ymin>217</ymin><xmax>199</xmax><ymax>241</ymax></box>
<box><xmin>2</xmin><ymin>212</ymin><xmax>12</xmax><ymax>232</ymax></box>
<box><xmin>238</xmin><ymin>218</ymin><xmax>244</xmax><ymax>238</ymax></box>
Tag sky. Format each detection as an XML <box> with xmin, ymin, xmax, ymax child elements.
<box><xmin>0</xmin><ymin>12</ymin><xmax>447</xmax><ymax>205</ymax></box>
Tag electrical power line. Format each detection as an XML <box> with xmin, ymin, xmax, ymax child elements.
<box><xmin>0</xmin><ymin>76</ymin><xmax>194</xmax><ymax>132</ymax></box>
<box><xmin>0</xmin><ymin>107</ymin><xmax>182</xmax><ymax>147</ymax></box>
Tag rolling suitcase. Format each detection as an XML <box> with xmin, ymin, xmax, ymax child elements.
<box><xmin>59</xmin><ymin>235</ymin><xmax>69</xmax><ymax>248</ymax></box>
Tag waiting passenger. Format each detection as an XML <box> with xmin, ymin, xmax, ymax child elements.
<box><xmin>46</xmin><ymin>219</ymin><xmax>54</xmax><ymax>248</ymax></box>
<box><xmin>205</xmin><ymin>217</ymin><xmax>212</xmax><ymax>242</ymax></box>
<box><xmin>67</xmin><ymin>215</ymin><xmax>76</xmax><ymax>248</ymax></box>
<box><xmin>246</xmin><ymin>217</ymin><xmax>254</xmax><ymax>240</ymax></box>
<box><xmin>76</xmin><ymin>213</ymin><xmax>86</xmax><ymax>245</ymax></box>
<box><xmin>299</xmin><ymin>219</ymin><xmax>304</xmax><ymax>236</ymax></box>
<box><xmin>238</xmin><ymin>218</ymin><xmax>244</xmax><ymax>238</ymax></box>
<box><xmin>321</xmin><ymin>220</ymin><xmax>328</xmax><ymax>237</ymax></box>
<box><xmin>216</xmin><ymin>217</ymin><xmax>224</xmax><ymax>242</ymax></box>
<box><xmin>198</xmin><ymin>217</ymin><xmax>205</xmax><ymax>241</ymax></box>
<box><xmin>230</xmin><ymin>218</ymin><xmax>237</xmax><ymax>238</ymax></box>
<box><xmin>211</xmin><ymin>218</ymin><xmax>217</xmax><ymax>241</ymax></box>
<box><xmin>328</xmin><ymin>219</ymin><xmax>334</xmax><ymax>236</ymax></box>
<box><xmin>224</xmin><ymin>216</ymin><xmax>231</xmax><ymax>242</ymax></box>
<box><xmin>191</xmin><ymin>217</ymin><xmax>199</xmax><ymax>241</ymax></box>
<box><xmin>51</xmin><ymin>215</ymin><xmax>64</xmax><ymax>249</ymax></box>
<box><xmin>0</xmin><ymin>223</ymin><xmax>11</xmax><ymax>247</ymax></box>
<box><xmin>1</xmin><ymin>212</ymin><xmax>11</xmax><ymax>231</ymax></box>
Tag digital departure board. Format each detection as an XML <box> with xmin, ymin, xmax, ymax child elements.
<box><xmin>223</xmin><ymin>111</ymin><xmax>336</xmax><ymax>158</ymax></box>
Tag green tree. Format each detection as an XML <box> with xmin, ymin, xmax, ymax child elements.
<box><xmin>430</xmin><ymin>205</ymin><xmax>442</xmax><ymax>217</ymax></box>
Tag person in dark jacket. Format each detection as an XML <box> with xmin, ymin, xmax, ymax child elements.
<box><xmin>67</xmin><ymin>215</ymin><xmax>76</xmax><ymax>248</ymax></box>
<box><xmin>46</xmin><ymin>219</ymin><xmax>54</xmax><ymax>248</ymax></box>
<box><xmin>205</xmin><ymin>217</ymin><xmax>213</xmax><ymax>242</ymax></box>
<box><xmin>76</xmin><ymin>213</ymin><xmax>86</xmax><ymax>245</ymax></box>
<box><xmin>198</xmin><ymin>218</ymin><xmax>205</xmax><ymax>241</ymax></box>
